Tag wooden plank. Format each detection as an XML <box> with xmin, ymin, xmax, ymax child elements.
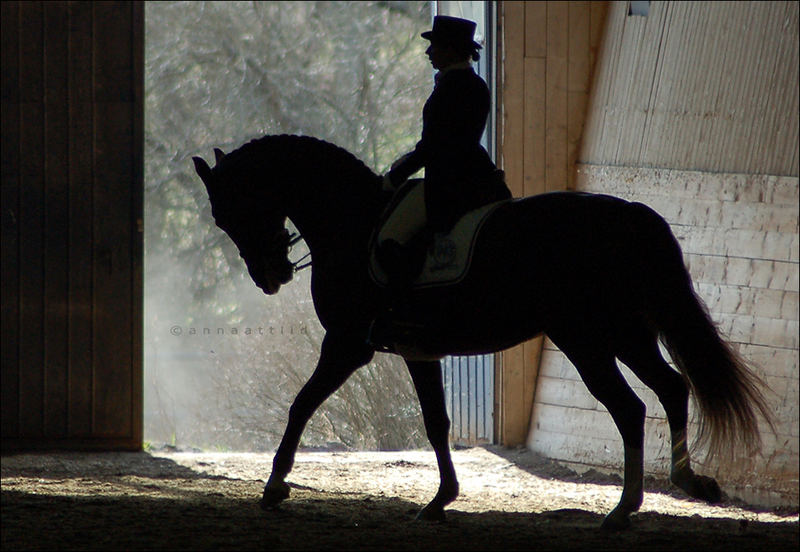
<box><xmin>769</xmin><ymin>1</ymin><xmax>799</xmax><ymax>176</ymax></box>
<box><xmin>685</xmin><ymin>255</ymin><xmax>798</xmax><ymax>293</ymax></box>
<box><xmin>536</xmin><ymin>363</ymin><xmax>666</xmax><ymax>419</ymax></box>
<box><xmin>714</xmin><ymin>314</ymin><xmax>798</xmax><ymax>351</ymax></box>
<box><xmin>670</xmin><ymin>225</ymin><xmax>798</xmax><ymax>263</ymax></box>
<box><xmin>566</xmin><ymin>1</ymin><xmax>589</xmax><ymax>190</ymax></box>
<box><xmin>629</xmin><ymin>0</ymin><xmax>669</xmax><ymax>165</ymax></box>
<box><xmin>607</xmin><ymin>4</ymin><xmax>645</xmax><ymax>164</ymax></box>
<box><xmin>529</xmin><ymin>423</ymin><xmax>624</xmax><ymax>468</ymax></box>
<box><xmin>500</xmin><ymin>343</ymin><xmax>525</xmax><ymax>445</ymax></box>
<box><xmin>18</xmin><ymin>0</ymin><xmax>45</xmax><ymax>439</ymax></box>
<box><xmin>523</xmin><ymin>57</ymin><xmax>546</xmax><ymax>196</ymax></box>
<box><xmin>768</xmin><ymin>1</ymin><xmax>799</xmax><ymax>176</ymax></box>
<box><xmin>522</xmin><ymin>336</ymin><xmax>544</xmax><ymax>436</ymax></box>
<box><xmin>1</xmin><ymin>0</ymin><xmax>20</xmax><ymax>439</ymax></box>
<box><xmin>589</xmin><ymin>1</ymin><xmax>608</xmax><ymax>66</ymax></box>
<box><xmin>582</xmin><ymin>1</ymin><xmax>798</xmax><ymax>176</ymax></box>
<box><xmin>711</xmin><ymin>1</ymin><xmax>757</xmax><ymax>174</ymax></box>
<box><xmin>545</xmin><ymin>0</ymin><xmax>568</xmax><ymax>192</ymax></box>
<box><xmin>43</xmin><ymin>1</ymin><xmax>70</xmax><ymax>438</ymax></box>
<box><xmin>740</xmin><ymin>345</ymin><xmax>798</xmax><ymax>378</ymax></box>
<box><xmin>611</xmin><ymin>196</ymin><xmax>799</xmax><ymax>234</ymax></box>
<box><xmin>0</xmin><ymin>1</ymin><xmax>19</xmax><ymax>102</ymax></box>
<box><xmin>694</xmin><ymin>284</ymin><xmax>798</xmax><ymax>321</ymax></box>
<box><xmin>535</xmin><ymin>375</ymin><xmax>597</xmax><ymax>410</ymax></box>
<box><xmin>579</xmin><ymin>1</ymin><xmax>623</xmax><ymax>164</ymax></box>
<box><xmin>524</xmin><ymin>1</ymin><xmax>547</xmax><ymax>59</ymax></box>
<box><xmin>497</xmin><ymin>1</ymin><xmax>527</xmax><ymax>447</ymax></box>
<box><xmin>67</xmin><ymin>0</ymin><xmax>95</xmax><ymax>438</ymax></box>
<box><xmin>702</xmin><ymin>1</ymin><xmax>746</xmax><ymax>174</ymax></box>
<box><xmin>533</xmin><ymin>402</ymin><xmax>621</xmax><ymax>442</ymax></box>
<box><xmin>538</xmin><ymin>348</ymin><xmax>582</xmax><ymax>381</ymax></box>
<box><xmin>92</xmin><ymin>1</ymin><xmax>133</xmax><ymax>437</ymax></box>
<box><xmin>741</xmin><ymin>2</ymin><xmax>777</xmax><ymax>174</ymax></box>
<box><xmin>94</xmin><ymin>1</ymin><xmax>134</xmax><ymax>103</ymax></box>
<box><xmin>674</xmin><ymin>2</ymin><xmax>715</xmax><ymax>169</ymax></box>
<box><xmin>575</xmin><ymin>165</ymin><xmax>799</xmax><ymax>206</ymax></box>
<box><xmin>130</xmin><ymin>0</ymin><xmax>145</xmax><ymax>449</ymax></box>
<box><xmin>92</xmin><ymin>105</ymin><xmax>134</xmax><ymax>437</ymax></box>
<box><xmin>501</xmin><ymin>1</ymin><xmax>525</xmax><ymax>198</ymax></box>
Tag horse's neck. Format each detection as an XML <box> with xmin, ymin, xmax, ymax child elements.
<box><xmin>240</xmin><ymin>136</ymin><xmax>384</xmax><ymax>263</ymax></box>
<box><xmin>278</xmin><ymin>161</ymin><xmax>384</xmax><ymax>264</ymax></box>
<box><xmin>286</xmin><ymin>181</ymin><xmax>382</xmax><ymax>263</ymax></box>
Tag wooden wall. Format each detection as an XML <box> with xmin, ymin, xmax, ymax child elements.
<box><xmin>525</xmin><ymin>1</ymin><xmax>799</xmax><ymax>506</ymax></box>
<box><xmin>1</xmin><ymin>1</ymin><xmax>144</xmax><ymax>451</ymax></box>
<box><xmin>581</xmin><ymin>1</ymin><xmax>799</xmax><ymax>175</ymax></box>
<box><xmin>496</xmin><ymin>1</ymin><xmax>609</xmax><ymax>445</ymax></box>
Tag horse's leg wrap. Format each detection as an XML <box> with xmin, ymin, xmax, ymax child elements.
<box><xmin>407</xmin><ymin>361</ymin><xmax>459</xmax><ymax>521</ymax></box>
<box><xmin>616</xmin><ymin>334</ymin><xmax>723</xmax><ymax>505</ymax></box>
<box><xmin>555</xmin><ymin>338</ymin><xmax>646</xmax><ymax>531</ymax></box>
<box><xmin>602</xmin><ymin>445</ymin><xmax>644</xmax><ymax>530</ymax></box>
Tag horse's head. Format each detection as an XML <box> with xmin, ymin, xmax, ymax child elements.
<box><xmin>193</xmin><ymin>149</ymin><xmax>294</xmax><ymax>295</ymax></box>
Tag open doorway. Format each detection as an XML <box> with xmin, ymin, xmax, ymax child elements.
<box><xmin>144</xmin><ymin>1</ymin><xmax>434</xmax><ymax>452</ymax></box>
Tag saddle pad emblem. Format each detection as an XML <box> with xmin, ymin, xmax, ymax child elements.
<box><xmin>368</xmin><ymin>180</ymin><xmax>503</xmax><ymax>289</ymax></box>
<box><xmin>431</xmin><ymin>237</ymin><xmax>457</xmax><ymax>271</ymax></box>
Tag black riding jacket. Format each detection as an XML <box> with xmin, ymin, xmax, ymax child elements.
<box><xmin>386</xmin><ymin>65</ymin><xmax>506</xmax><ymax>232</ymax></box>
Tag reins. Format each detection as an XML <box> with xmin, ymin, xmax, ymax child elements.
<box><xmin>288</xmin><ymin>231</ymin><xmax>312</xmax><ymax>272</ymax></box>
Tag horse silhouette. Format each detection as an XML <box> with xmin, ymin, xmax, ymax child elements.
<box><xmin>193</xmin><ymin>134</ymin><xmax>774</xmax><ymax>529</ymax></box>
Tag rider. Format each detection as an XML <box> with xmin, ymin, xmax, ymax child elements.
<box><xmin>370</xmin><ymin>16</ymin><xmax>511</xmax><ymax>349</ymax></box>
<box><xmin>377</xmin><ymin>15</ymin><xmax>511</xmax><ymax>286</ymax></box>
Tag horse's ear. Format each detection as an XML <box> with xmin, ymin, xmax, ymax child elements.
<box><xmin>192</xmin><ymin>156</ymin><xmax>215</xmax><ymax>194</ymax></box>
<box><xmin>213</xmin><ymin>148</ymin><xmax>226</xmax><ymax>163</ymax></box>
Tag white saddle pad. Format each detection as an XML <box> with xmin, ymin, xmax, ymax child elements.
<box><xmin>368</xmin><ymin>180</ymin><xmax>504</xmax><ymax>289</ymax></box>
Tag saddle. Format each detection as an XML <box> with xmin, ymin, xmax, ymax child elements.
<box><xmin>368</xmin><ymin>179</ymin><xmax>505</xmax><ymax>289</ymax></box>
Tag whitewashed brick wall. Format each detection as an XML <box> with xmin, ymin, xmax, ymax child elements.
<box><xmin>527</xmin><ymin>165</ymin><xmax>799</xmax><ymax>507</ymax></box>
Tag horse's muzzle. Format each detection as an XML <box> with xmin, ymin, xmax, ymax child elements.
<box><xmin>256</xmin><ymin>264</ymin><xmax>293</xmax><ymax>295</ymax></box>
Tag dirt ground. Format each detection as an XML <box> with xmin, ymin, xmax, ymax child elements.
<box><xmin>2</xmin><ymin>445</ymin><xmax>797</xmax><ymax>551</ymax></box>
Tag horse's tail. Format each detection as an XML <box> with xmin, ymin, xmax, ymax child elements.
<box><xmin>634</xmin><ymin>203</ymin><xmax>775</xmax><ymax>462</ymax></box>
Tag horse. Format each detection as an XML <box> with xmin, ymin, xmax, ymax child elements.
<box><xmin>192</xmin><ymin>134</ymin><xmax>774</xmax><ymax>530</ymax></box>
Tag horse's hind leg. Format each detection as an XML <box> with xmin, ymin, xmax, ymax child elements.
<box><xmin>406</xmin><ymin>360</ymin><xmax>459</xmax><ymax>521</ymax></box>
<box><xmin>552</xmin><ymin>333</ymin><xmax>646</xmax><ymax>530</ymax></box>
<box><xmin>616</xmin><ymin>328</ymin><xmax>722</xmax><ymax>503</ymax></box>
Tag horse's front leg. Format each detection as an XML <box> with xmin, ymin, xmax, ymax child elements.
<box><xmin>261</xmin><ymin>333</ymin><xmax>374</xmax><ymax>508</ymax></box>
<box><xmin>406</xmin><ymin>360</ymin><xmax>459</xmax><ymax>521</ymax></box>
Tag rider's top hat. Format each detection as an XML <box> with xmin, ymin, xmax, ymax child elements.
<box><xmin>421</xmin><ymin>15</ymin><xmax>482</xmax><ymax>50</ymax></box>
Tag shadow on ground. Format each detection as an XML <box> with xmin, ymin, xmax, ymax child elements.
<box><xmin>2</xmin><ymin>451</ymin><xmax>798</xmax><ymax>551</ymax></box>
<box><xmin>482</xmin><ymin>444</ymin><xmax>799</xmax><ymax>517</ymax></box>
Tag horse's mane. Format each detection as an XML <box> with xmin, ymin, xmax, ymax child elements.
<box><xmin>218</xmin><ymin>134</ymin><xmax>382</xmax><ymax>196</ymax></box>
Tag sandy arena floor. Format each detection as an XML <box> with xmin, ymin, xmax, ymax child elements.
<box><xmin>2</xmin><ymin>446</ymin><xmax>797</xmax><ymax>550</ymax></box>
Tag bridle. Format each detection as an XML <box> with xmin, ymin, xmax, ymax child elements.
<box><xmin>287</xmin><ymin>232</ymin><xmax>311</xmax><ymax>272</ymax></box>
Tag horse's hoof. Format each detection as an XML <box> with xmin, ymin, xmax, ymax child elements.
<box><xmin>260</xmin><ymin>481</ymin><xmax>291</xmax><ymax>510</ymax></box>
<box><xmin>415</xmin><ymin>504</ymin><xmax>447</xmax><ymax>522</ymax></box>
<box><xmin>601</xmin><ymin>509</ymin><xmax>631</xmax><ymax>531</ymax></box>
<box><xmin>687</xmin><ymin>475</ymin><xmax>722</xmax><ymax>503</ymax></box>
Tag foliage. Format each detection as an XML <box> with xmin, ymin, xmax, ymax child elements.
<box><xmin>144</xmin><ymin>1</ymin><xmax>433</xmax><ymax>451</ymax></box>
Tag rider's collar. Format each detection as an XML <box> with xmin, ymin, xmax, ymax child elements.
<box><xmin>434</xmin><ymin>62</ymin><xmax>473</xmax><ymax>85</ymax></box>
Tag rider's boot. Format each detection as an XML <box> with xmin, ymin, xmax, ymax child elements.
<box><xmin>367</xmin><ymin>238</ymin><xmax>426</xmax><ymax>351</ymax></box>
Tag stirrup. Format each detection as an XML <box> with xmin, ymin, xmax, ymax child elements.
<box><xmin>366</xmin><ymin>318</ymin><xmax>397</xmax><ymax>353</ymax></box>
